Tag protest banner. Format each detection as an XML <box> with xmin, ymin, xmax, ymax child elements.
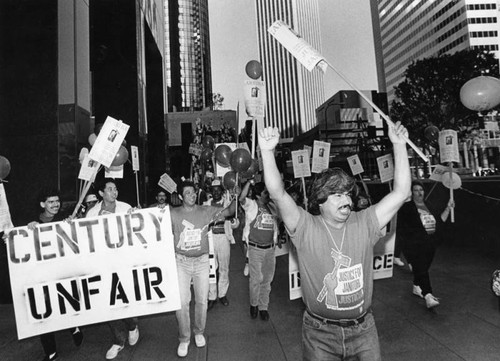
<box><xmin>311</xmin><ymin>140</ymin><xmax>330</xmax><ymax>173</ymax></box>
<box><xmin>6</xmin><ymin>208</ymin><xmax>180</xmax><ymax>339</ymax></box>
<box><xmin>376</xmin><ymin>154</ymin><xmax>394</xmax><ymax>183</ymax></box>
<box><xmin>88</xmin><ymin>116</ymin><xmax>129</xmax><ymax>168</ymax></box>
<box><xmin>347</xmin><ymin>154</ymin><xmax>364</xmax><ymax>176</ymax></box>
<box><xmin>158</xmin><ymin>173</ymin><xmax>177</xmax><ymax>194</ymax></box>
<box><xmin>244</xmin><ymin>80</ymin><xmax>266</xmax><ymax>118</ymax></box>
<box><xmin>291</xmin><ymin>150</ymin><xmax>311</xmax><ymax>179</ymax></box>
<box><xmin>0</xmin><ymin>183</ymin><xmax>13</xmax><ymax>232</ymax></box>
<box><xmin>131</xmin><ymin>145</ymin><xmax>140</xmax><ymax>171</ymax></box>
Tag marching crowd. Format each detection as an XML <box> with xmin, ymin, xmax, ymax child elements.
<box><xmin>7</xmin><ymin>122</ymin><xmax>457</xmax><ymax>361</ymax></box>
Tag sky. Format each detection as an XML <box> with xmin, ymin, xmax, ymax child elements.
<box><xmin>208</xmin><ymin>0</ymin><xmax>379</xmax><ymax>130</ymax></box>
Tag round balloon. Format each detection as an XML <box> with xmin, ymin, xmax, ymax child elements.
<box><xmin>202</xmin><ymin>135</ymin><xmax>215</xmax><ymax>150</ymax></box>
<box><xmin>223</xmin><ymin>171</ymin><xmax>238</xmax><ymax>189</ymax></box>
<box><xmin>0</xmin><ymin>156</ymin><xmax>11</xmax><ymax>180</ymax></box>
<box><xmin>460</xmin><ymin>76</ymin><xmax>500</xmax><ymax>112</ymax></box>
<box><xmin>200</xmin><ymin>147</ymin><xmax>213</xmax><ymax>161</ymax></box>
<box><xmin>442</xmin><ymin>171</ymin><xmax>462</xmax><ymax>190</ymax></box>
<box><xmin>245</xmin><ymin>60</ymin><xmax>262</xmax><ymax>80</ymax></box>
<box><xmin>424</xmin><ymin>125</ymin><xmax>440</xmax><ymax>144</ymax></box>
<box><xmin>215</xmin><ymin>145</ymin><xmax>232</xmax><ymax>167</ymax></box>
<box><xmin>88</xmin><ymin>133</ymin><xmax>97</xmax><ymax>146</ymax></box>
<box><xmin>230</xmin><ymin>148</ymin><xmax>252</xmax><ymax>173</ymax></box>
<box><xmin>111</xmin><ymin>146</ymin><xmax>129</xmax><ymax>166</ymax></box>
<box><xmin>240</xmin><ymin>158</ymin><xmax>259</xmax><ymax>179</ymax></box>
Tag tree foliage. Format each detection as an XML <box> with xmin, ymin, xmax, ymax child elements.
<box><xmin>390</xmin><ymin>49</ymin><xmax>499</xmax><ymax>146</ymax></box>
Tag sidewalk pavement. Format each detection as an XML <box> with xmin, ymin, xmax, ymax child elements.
<box><xmin>1</xmin><ymin>242</ymin><xmax>500</xmax><ymax>360</ymax></box>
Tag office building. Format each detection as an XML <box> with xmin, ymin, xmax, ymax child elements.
<box><xmin>255</xmin><ymin>0</ymin><xmax>325</xmax><ymax>139</ymax></box>
<box><xmin>164</xmin><ymin>0</ymin><xmax>212</xmax><ymax>112</ymax></box>
<box><xmin>377</xmin><ymin>0</ymin><xmax>500</xmax><ymax>104</ymax></box>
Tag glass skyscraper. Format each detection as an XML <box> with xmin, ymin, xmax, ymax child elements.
<box><xmin>164</xmin><ymin>0</ymin><xmax>212</xmax><ymax>112</ymax></box>
<box><xmin>377</xmin><ymin>0</ymin><xmax>500</xmax><ymax>104</ymax></box>
<box><xmin>256</xmin><ymin>0</ymin><xmax>325</xmax><ymax>139</ymax></box>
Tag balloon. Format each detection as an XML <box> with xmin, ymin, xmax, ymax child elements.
<box><xmin>200</xmin><ymin>147</ymin><xmax>213</xmax><ymax>161</ymax></box>
<box><xmin>240</xmin><ymin>158</ymin><xmax>259</xmax><ymax>179</ymax></box>
<box><xmin>223</xmin><ymin>171</ymin><xmax>238</xmax><ymax>189</ymax></box>
<box><xmin>0</xmin><ymin>156</ymin><xmax>11</xmax><ymax>180</ymax></box>
<box><xmin>214</xmin><ymin>145</ymin><xmax>232</xmax><ymax>167</ymax></box>
<box><xmin>88</xmin><ymin>133</ymin><xmax>97</xmax><ymax>146</ymax></box>
<box><xmin>245</xmin><ymin>60</ymin><xmax>262</xmax><ymax>80</ymax></box>
<box><xmin>202</xmin><ymin>135</ymin><xmax>215</xmax><ymax>150</ymax></box>
<box><xmin>424</xmin><ymin>125</ymin><xmax>439</xmax><ymax>144</ymax></box>
<box><xmin>460</xmin><ymin>76</ymin><xmax>500</xmax><ymax>112</ymax></box>
<box><xmin>230</xmin><ymin>148</ymin><xmax>252</xmax><ymax>173</ymax></box>
<box><xmin>111</xmin><ymin>146</ymin><xmax>129</xmax><ymax>166</ymax></box>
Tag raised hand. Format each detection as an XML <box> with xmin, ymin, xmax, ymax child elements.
<box><xmin>388</xmin><ymin>121</ymin><xmax>409</xmax><ymax>145</ymax></box>
<box><xmin>258</xmin><ymin>127</ymin><xmax>280</xmax><ymax>151</ymax></box>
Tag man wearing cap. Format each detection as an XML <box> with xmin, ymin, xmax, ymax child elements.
<box><xmin>204</xmin><ymin>179</ymin><xmax>233</xmax><ymax>309</ymax></box>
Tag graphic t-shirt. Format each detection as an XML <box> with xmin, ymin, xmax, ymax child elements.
<box><xmin>416</xmin><ymin>204</ymin><xmax>436</xmax><ymax>235</ymax></box>
<box><xmin>170</xmin><ymin>205</ymin><xmax>221</xmax><ymax>257</ymax></box>
<box><xmin>288</xmin><ymin>207</ymin><xmax>383</xmax><ymax>320</ymax></box>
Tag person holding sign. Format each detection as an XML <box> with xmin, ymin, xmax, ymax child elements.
<box><xmin>85</xmin><ymin>179</ymin><xmax>140</xmax><ymax>360</ymax></box>
<box><xmin>258</xmin><ymin>122</ymin><xmax>411</xmax><ymax>361</ymax></box>
<box><xmin>26</xmin><ymin>188</ymin><xmax>83</xmax><ymax>361</ymax></box>
<box><xmin>170</xmin><ymin>181</ymin><xmax>236</xmax><ymax>358</ymax></box>
<box><xmin>239</xmin><ymin>180</ymin><xmax>278</xmax><ymax>322</ymax></box>
<box><xmin>396</xmin><ymin>181</ymin><xmax>454</xmax><ymax>309</ymax></box>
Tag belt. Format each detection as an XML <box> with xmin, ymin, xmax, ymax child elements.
<box><xmin>306</xmin><ymin>309</ymin><xmax>369</xmax><ymax>327</ymax></box>
<box><xmin>248</xmin><ymin>241</ymin><xmax>274</xmax><ymax>249</ymax></box>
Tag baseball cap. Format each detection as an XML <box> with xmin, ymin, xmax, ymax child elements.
<box><xmin>84</xmin><ymin>194</ymin><xmax>98</xmax><ymax>203</ymax></box>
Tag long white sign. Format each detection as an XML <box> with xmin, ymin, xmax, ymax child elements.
<box><xmin>6</xmin><ymin>208</ymin><xmax>180</xmax><ymax>339</ymax></box>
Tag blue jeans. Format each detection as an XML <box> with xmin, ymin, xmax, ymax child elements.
<box><xmin>302</xmin><ymin>310</ymin><xmax>381</xmax><ymax>361</ymax></box>
<box><xmin>248</xmin><ymin>245</ymin><xmax>275</xmax><ymax>310</ymax></box>
<box><xmin>175</xmin><ymin>253</ymin><xmax>209</xmax><ymax>343</ymax></box>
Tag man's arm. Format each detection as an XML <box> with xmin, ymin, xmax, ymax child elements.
<box><xmin>374</xmin><ymin>122</ymin><xmax>412</xmax><ymax>228</ymax></box>
<box><xmin>258</xmin><ymin>127</ymin><xmax>301</xmax><ymax>233</ymax></box>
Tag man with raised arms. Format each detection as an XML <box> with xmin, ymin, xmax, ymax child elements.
<box><xmin>258</xmin><ymin>123</ymin><xmax>411</xmax><ymax>360</ymax></box>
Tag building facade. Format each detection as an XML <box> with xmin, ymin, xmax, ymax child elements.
<box><xmin>377</xmin><ymin>0</ymin><xmax>500</xmax><ymax>104</ymax></box>
<box><xmin>255</xmin><ymin>0</ymin><xmax>325</xmax><ymax>140</ymax></box>
<box><xmin>164</xmin><ymin>0</ymin><xmax>212</xmax><ymax>112</ymax></box>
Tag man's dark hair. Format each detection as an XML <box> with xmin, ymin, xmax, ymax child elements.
<box><xmin>37</xmin><ymin>187</ymin><xmax>60</xmax><ymax>204</ymax></box>
<box><xmin>179</xmin><ymin>181</ymin><xmax>196</xmax><ymax>195</ymax></box>
<box><xmin>96</xmin><ymin>178</ymin><xmax>118</xmax><ymax>192</ymax></box>
<box><xmin>253</xmin><ymin>182</ymin><xmax>266</xmax><ymax>200</ymax></box>
<box><xmin>308</xmin><ymin>168</ymin><xmax>358</xmax><ymax>215</ymax></box>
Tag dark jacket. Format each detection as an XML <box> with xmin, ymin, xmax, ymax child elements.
<box><xmin>397</xmin><ymin>200</ymin><xmax>444</xmax><ymax>250</ymax></box>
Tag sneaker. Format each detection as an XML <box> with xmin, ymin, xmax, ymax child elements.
<box><xmin>41</xmin><ymin>352</ymin><xmax>58</xmax><ymax>361</ymax></box>
<box><xmin>72</xmin><ymin>327</ymin><xmax>83</xmax><ymax>347</ymax></box>
<box><xmin>393</xmin><ymin>257</ymin><xmax>405</xmax><ymax>267</ymax></box>
<box><xmin>195</xmin><ymin>334</ymin><xmax>206</xmax><ymax>347</ymax></box>
<box><xmin>425</xmin><ymin>293</ymin><xmax>440</xmax><ymax>309</ymax></box>
<box><xmin>177</xmin><ymin>341</ymin><xmax>190</xmax><ymax>357</ymax></box>
<box><xmin>128</xmin><ymin>326</ymin><xmax>139</xmax><ymax>346</ymax></box>
<box><xmin>412</xmin><ymin>285</ymin><xmax>424</xmax><ymax>298</ymax></box>
<box><xmin>106</xmin><ymin>344</ymin><xmax>124</xmax><ymax>360</ymax></box>
<box><xmin>243</xmin><ymin>264</ymin><xmax>249</xmax><ymax>277</ymax></box>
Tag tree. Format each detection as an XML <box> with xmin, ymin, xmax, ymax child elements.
<box><xmin>390</xmin><ymin>49</ymin><xmax>499</xmax><ymax>147</ymax></box>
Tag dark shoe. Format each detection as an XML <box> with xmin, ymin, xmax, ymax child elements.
<box><xmin>219</xmin><ymin>296</ymin><xmax>229</xmax><ymax>306</ymax></box>
<box><xmin>250</xmin><ymin>306</ymin><xmax>258</xmax><ymax>319</ymax></box>
<box><xmin>207</xmin><ymin>300</ymin><xmax>217</xmax><ymax>311</ymax></box>
<box><xmin>41</xmin><ymin>353</ymin><xmax>58</xmax><ymax>361</ymax></box>
<box><xmin>72</xmin><ymin>327</ymin><xmax>83</xmax><ymax>347</ymax></box>
<box><xmin>259</xmin><ymin>310</ymin><xmax>269</xmax><ymax>321</ymax></box>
